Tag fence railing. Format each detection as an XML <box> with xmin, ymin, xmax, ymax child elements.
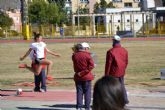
<box><xmin>1</xmin><ymin>21</ymin><xmax>165</xmax><ymax>39</ymax></box>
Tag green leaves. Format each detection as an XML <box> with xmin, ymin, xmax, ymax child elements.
<box><xmin>94</xmin><ymin>0</ymin><xmax>115</xmax><ymax>13</ymax></box>
<box><xmin>0</xmin><ymin>12</ymin><xmax>13</xmax><ymax>29</ymax></box>
<box><xmin>28</xmin><ymin>0</ymin><xmax>66</xmax><ymax>25</ymax></box>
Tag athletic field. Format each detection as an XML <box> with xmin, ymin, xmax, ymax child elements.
<box><xmin>0</xmin><ymin>37</ymin><xmax>165</xmax><ymax>90</ymax></box>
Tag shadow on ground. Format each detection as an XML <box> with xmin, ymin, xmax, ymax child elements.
<box><xmin>17</xmin><ymin>107</ymin><xmax>71</xmax><ymax>110</ymax></box>
<box><xmin>49</xmin><ymin>104</ymin><xmax>76</xmax><ymax>108</ymax></box>
<box><xmin>128</xmin><ymin>106</ymin><xmax>165</xmax><ymax>110</ymax></box>
<box><xmin>151</xmin><ymin>78</ymin><xmax>161</xmax><ymax>80</ymax></box>
<box><xmin>17</xmin><ymin>104</ymin><xmax>76</xmax><ymax>110</ymax></box>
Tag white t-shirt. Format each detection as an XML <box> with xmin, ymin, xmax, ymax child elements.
<box><xmin>29</xmin><ymin>50</ymin><xmax>36</xmax><ymax>61</ymax></box>
<box><xmin>30</xmin><ymin>41</ymin><xmax>46</xmax><ymax>59</ymax></box>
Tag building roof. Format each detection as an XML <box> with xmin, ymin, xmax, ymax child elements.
<box><xmin>0</xmin><ymin>0</ymin><xmax>21</xmax><ymax>11</ymax></box>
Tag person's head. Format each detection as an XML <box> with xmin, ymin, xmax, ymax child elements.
<box><xmin>72</xmin><ymin>43</ymin><xmax>83</xmax><ymax>52</ymax></box>
<box><xmin>33</xmin><ymin>32</ymin><xmax>42</xmax><ymax>42</ymax></box>
<box><xmin>92</xmin><ymin>76</ymin><xmax>125</xmax><ymax>110</ymax></box>
<box><xmin>81</xmin><ymin>42</ymin><xmax>90</xmax><ymax>51</ymax></box>
<box><xmin>112</xmin><ymin>35</ymin><xmax>121</xmax><ymax>46</ymax></box>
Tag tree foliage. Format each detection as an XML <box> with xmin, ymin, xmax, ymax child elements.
<box><xmin>28</xmin><ymin>0</ymin><xmax>48</xmax><ymax>24</ymax></box>
<box><xmin>78</xmin><ymin>8</ymin><xmax>90</xmax><ymax>25</ymax></box>
<box><xmin>94</xmin><ymin>2</ymin><xmax>100</xmax><ymax>13</ymax></box>
<box><xmin>48</xmin><ymin>0</ymin><xmax>65</xmax><ymax>9</ymax></box>
<box><xmin>94</xmin><ymin>0</ymin><xmax>115</xmax><ymax>13</ymax></box>
<box><xmin>0</xmin><ymin>12</ymin><xmax>13</xmax><ymax>29</ymax></box>
<box><xmin>100</xmin><ymin>0</ymin><xmax>107</xmax><ymax>9</ymax></box>
<box><xmin>28</xmin><ymin>0</ymin><xmax>66</xmax><ymax>25</ymax></box>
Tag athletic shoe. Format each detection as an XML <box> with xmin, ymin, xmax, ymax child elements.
<box><xmin>40</xmin><ymin>89</ymin><xmax>46</xmax><ymax>92</ymax></box>
<box><xmin>46</xmin><ymin>75</ymin><xmax>53</xmax><ymax>81</ymax></box>
<box><xmin>33</xmin><ymin>88</ymin><xmax>40</xmax><ymax>92</ymax></box>
<box><xmin>18</xmin><ymin>64</ymin><xmax>27</xmax><ymax>68</ymax></box>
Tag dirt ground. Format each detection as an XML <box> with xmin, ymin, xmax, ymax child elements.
<box><xmin>1</xmin><ymin>86</ymin><xmax>165</xmax><ymax>110</ymax></box>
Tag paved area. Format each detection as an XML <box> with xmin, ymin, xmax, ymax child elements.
<box><xmin>1</xmin><ymin>87</ymin><xmax>165</xmax><ymax>110</ymax></box>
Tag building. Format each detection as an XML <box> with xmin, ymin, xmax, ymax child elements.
<box><xmin>105</xmin><ymin>8</ymin><xmax>152</xmax><ymax>35</ymax></box>
<box><xmin>0</xmin><ymin>0</ymin><xmax>21</xmax><ymax>10</ymax></box>
<box><xmin>104</xmin><ymin>0</ymin><xmax>164</xmax><ymax>36</ymax></box>
<box><xmin>6</xmin><ymin>10</ymin><xmax>22</xmax><ymax>32</ymax></box>
<box><xmin>69</xmin><ymin>0</ymin><xmax>141</xmax><ymax>14</ymax></box>
<box><xmin>111</xmin><ymin>0</ymin><xmax>140</xmax><ymax>8</ymax></box>
<box><xmin>0</xmin><ymin>0</ymin><xmax>22</xmax><ymax>32</ymax></box>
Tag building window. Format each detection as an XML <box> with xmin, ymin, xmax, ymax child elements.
<box><xmin>113</xmin><ymin>0</ymin><xmax>122</xmax><ymax>2</ymax></box>
<box><xmin>80</xmin><ymin>0</ymin><xmax>89</xmax><ymax>3</ymax></box>
<box><xmin>127</xmin><ymin>19</ymin><xmax>130</xmax><ymax>22</ymax></box>
<box><xmin>124</xmin><ymin>3</ymin><xmax>132</xmax><ymax>7</ymax></box>
<box><xmin>134</xmin><ymin>0</ymin><xmax>140</xmax><ymax>2</ymax></box>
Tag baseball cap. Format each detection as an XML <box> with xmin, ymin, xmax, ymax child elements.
<box><xmin>81</xmin><ymin>42</ymin><xmax>90</xmax><ymax>48</ymax></box>
<box><xmin>112</xmin><ymin>35</ymin><xmax>121</xmax><ymax>41</ymax></box>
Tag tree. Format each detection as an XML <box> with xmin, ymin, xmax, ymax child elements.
<box><xmin>28</xmin><ymin>0</ymin><xmax>48</xmax><ymax>25</ymax></box>
<box><xmin>29</xmin><ymin>0</ymin><xmax>66</xmax><ymax>26</ymax></box>
<box><xmin>93</xmin><ymin>0</ymin><xmax>115</xmax><ymax>32</ymax></box>
<box><xmin>107</xmin><ymin>2</ymin><xmax>115</xmax><ymax>8</ymax></box>
<box><xmin>94</xmin><ymin>2</ymin><xmax>100</xmax><ymax>13</ymax></box>
<box><xmin>47</xmin><ymin>0</ymin><xmax>65</xmax><ymax>9</ymax></box>
<box><xmin>47</xmin><ymin>0</ymin><xmax>67</xmax><ymax>26</ymax></box>
<box><xmin>100</xmin><ymin>0</ymin><xmax>107</xmax><ymax>10</ymax></box>
<box><xmin>78</xmin><ymin>8</ymin><xmax>90</xmax><ymax>29</ymax></box>
<box><xmin>47</xmin><ymin>3</ymin><xmax>60</xmax><ymax>25</ymax></box>
<box><xmin>0</xmin><ymin>12</ymin><xmax>13</xmax><ymax>29</ymax></box>
<box><xmin>94</xmin><ymin>1</ymin><xmax>115</xmax><ymax>13</ymax></box>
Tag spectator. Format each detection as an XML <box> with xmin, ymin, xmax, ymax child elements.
<box><xmin>72</xmin><ymin>43</ymin><xmax>95</xmax><ymax>110</ymax></box>
<box><xmin>104</xmin><ymin>35</ymin><xmax>129</xmax><ymax>105</ymax></box>
<box><xmin>92</xmin><ymin>76</ymin><xmax>126</xmax><ymax>110</ymax></box>
<box><xmin>60</xmin><ymin>27</ymin><xmax>64</xmax><ymax>37</ymax></box>
<box><xmin>32</xmin><ymin>63</ymin><xmax>47</xmax><ymax>92</ymax></box>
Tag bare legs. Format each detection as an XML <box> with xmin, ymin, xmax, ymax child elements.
<box><xmin>24</xmin><ymin>59</ymin><xmax>53</xmax><ymax>76</ymax></box>
<box><xmin>35</xmin><ymin>59</ymin><xmax>53</xmax><ymax>76</ymax></box>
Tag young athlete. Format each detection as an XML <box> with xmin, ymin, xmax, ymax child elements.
<box><xmin>20</xmin><ymin>32</ymin><xmax>60</xmax><ymax>76</ymax></box>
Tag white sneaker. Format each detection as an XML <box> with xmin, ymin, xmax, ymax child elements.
<box><xmin>40</xmin><ymin>89</ymin><xmax>46</xmax><ymax>92</ymax></box>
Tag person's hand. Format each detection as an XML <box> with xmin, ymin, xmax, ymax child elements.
<box><xmin>56</xmin><ymin>54</ymin><xmax>61</xmax><ymax>57</ymax></box>
<box><xmin>20</xmin><ymin>57</ymin><xmax>24</xmax><ymax>61</ymax></box>
<box><xmin>77</xmin><ymin>72</ymin><xmax>81</xmax><ymax>77</ymax></box>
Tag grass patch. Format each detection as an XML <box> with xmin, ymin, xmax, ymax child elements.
<box><xmin>0</xmin><ymin>40</ymin><xmax>165</xmax><ymax>89</ymax></box>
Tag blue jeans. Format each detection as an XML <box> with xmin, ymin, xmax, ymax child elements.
<box><xmin>75</xmin><ymin>80</ymin><xmax>92</xmax><ymax>110</ymax></box>
<box><xmin>34</xmin><ymin>69</ymin><xmax>46</xmax><ymax>91</ymax></box>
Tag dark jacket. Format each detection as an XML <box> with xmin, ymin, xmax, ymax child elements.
<box><xmin>72</xmin><ymin>51</ymin><xmax>94</xmax><ymax>81</ymax></box>
<box><xmin>105</xmin><ymin>44</ymin><xmax>128</xmax><ymax>77</ymax></box>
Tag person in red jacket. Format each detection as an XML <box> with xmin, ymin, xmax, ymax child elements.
<box><xmin>104</xmin><ymin>35</ymin><xmax>129</xmax><ymax>105</ymax></box>
<box><xmin>72</xmin><ymin>43</ymin><xmax>95</xmax><ymax>110</ymax></box>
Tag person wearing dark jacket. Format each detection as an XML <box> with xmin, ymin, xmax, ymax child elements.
<box><xmin>105</xmin><ymin>35</ymin><xmax>129</xmax><ymax>105</ymax></box>
<box><xmin>72</xmin><ymin>43</ymin><xmax>95</xmax><ymax>110</ymax></box>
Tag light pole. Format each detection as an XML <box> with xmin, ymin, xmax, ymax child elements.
<box><xmin>21</xmin><ymin>0</ymin><xmax>30</xmax><ymax>40</ymax></box>
<box><xmin>77</xmin><ymin>0</ymin><xmax>80</xmax><ymax>36</ymax></box>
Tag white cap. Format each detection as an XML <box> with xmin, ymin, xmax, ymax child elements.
<box><xmin>113</xmin><ymin>35</ymin><xmax>121</xmax><ymax>41</ymax></box>
<box><xmin>81</xmin><ymin>42</ymin><xmax>90</xmax><ymax>48</ymax></box>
